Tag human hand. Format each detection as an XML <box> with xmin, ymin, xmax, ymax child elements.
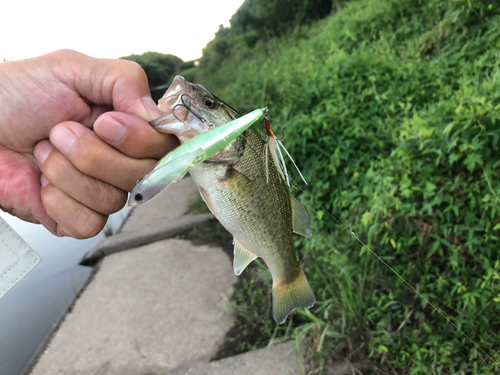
<box><xmin>0</xmin><ymin>50</ymin><xmax>178</xmax><ymax>238</ymax></box>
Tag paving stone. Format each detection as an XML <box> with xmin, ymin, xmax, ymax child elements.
<box><xmin>31</xmin><ymin>239</ymin><xmax>237</xmax><ymax>375</ymax></box>
<box><xmin>166</xmin><ymin>343</ymin><xmax>304</xmax><ymax>375</ymax></box>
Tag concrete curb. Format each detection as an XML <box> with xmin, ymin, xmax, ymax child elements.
<box><xmin>80</xmin><ymin>213</ymin><xmax>215</xmax><ymax>266</ymax></box>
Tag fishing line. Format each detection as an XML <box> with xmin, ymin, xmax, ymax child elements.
<box><xmin>233</xmin><ymin>120</ymin><xmax>499</xmax><ymax>369</ymax></box>
<box><xmin>285</xmin><ymin>158</ymin><xmax>500</xmax><ymax>369</ymax></box>
<box><xmin>306</xmin><ymin>197</ymin><xmax>499</xmax><ymax>368</ymax></box>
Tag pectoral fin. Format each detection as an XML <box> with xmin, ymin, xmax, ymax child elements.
<box><xmin>233</xmin><ymin>240</ymin><xmax>258</xmax><ymax>276</ymax></box>
<box><xmin>199</xmin><ymin>187</ymin><xmax>217</xmax><ymax>216</ymax></box>
<box><xmin>290</xmin><ymin>194</ymin><xmax>312</xmax><ymax>239</ymax></box>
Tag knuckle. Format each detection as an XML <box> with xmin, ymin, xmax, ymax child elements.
<box><xmin>92</xmin><ymin>181</ymin><xmax>127</xmax><ymax>215</ymax></box>
<box><xmin>75</xmin><ymin>214</ymin><xmax>106</xmax><ymax>239</ymax></box>
<box><xmin>41</xmin><ymin>184</ymin><xmax>106</xmax><ymax>239</ymax></box>
<box><xmin>73</xmin><ymin>153</ymin><xmax>97</xmax><ymax>176</ymax></box>
<box><xmin>66</xmin><ymin>132</ymin><xmax>104</xmax><ymax>177</ymax></box>
<box><xmin>41</xmin><ymin>154</ymin><xmax>64</xmax><ymax>184</ymax></box>
<box><xmin>121</xmin><ymin>59</ymin><xmax>146</xmax><ymax>77</ymax></box>
<box><xmin>50</xmin><ymin>49</ymin><xmax>80</xmax><ymax>58</ymax></box>
<box><xmin>108</xmin><ymin>189</ymin><xmax>128</xmax><ymax>213</ymax></box>
<box><xmin>41</xmin><ymin>184</ymin><xmax>58</xmax><ymax>211</ymax></box>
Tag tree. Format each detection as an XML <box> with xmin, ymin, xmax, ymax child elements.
<box><xmin>121</xmin><ymin>51</ymin><xmax>184</xmax><ymax>101</ymax></box>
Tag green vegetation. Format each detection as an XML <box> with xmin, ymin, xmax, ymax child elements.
<box><xmin>191</xmin><ymin>0</ymin><xmax>500</xmax><ymax>373</ymax></box>
<box><xmin>201</xmin><ymin>0</ymin><xmax>332</xmax><ymax>72</ymax></box>
<box><xmin>120</xmin><ymin>51</ymin><xmax>194</xmax><ymax>102</ymax></box>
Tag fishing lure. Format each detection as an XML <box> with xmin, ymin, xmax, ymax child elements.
<box><xmin>129</xmin><ymin>108</ymin><xmax>265</xmax><ymax>206</ymax></box>
<box><xmin>262</xmin><ymin>112</ymin><xmax>307</xmax><ymax>187</ymax></box>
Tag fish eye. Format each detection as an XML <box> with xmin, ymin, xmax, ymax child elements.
<box><xmin>204</xmin><ymin>97</ymin><xmax>218</xmax><ymax>109</ymax></box>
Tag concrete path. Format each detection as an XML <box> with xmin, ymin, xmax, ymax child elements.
<box><xmin>31</xmin><ymin>239</ymin><xmax>236</xmax><ymax>375</ymax></box>
<box><xmin>30</xmin><ymin>176</ymin><xmax>306</xmax><ymax>375</ymax></box>
<box><xmin>165</xmin><ymin>342</ymin><xmax>304</xmax><ymax>375</ymax></box>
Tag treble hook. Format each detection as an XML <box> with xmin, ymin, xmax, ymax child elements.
<box><xmin>172</xmin><ymin>94</ymin><xmax>209</xmax><ymax>126</ymax></box>
<box><xmin>261</xmin><ymin>127</ymin><xmax>284</xmax><ymax>143</ymax></box>
<box><xmin>276</xmin><ymin>127</ymin><xmax>285</xmax><ymax>141</ymax></box>
<box><xmin>261</xmin><ymin>132</ymin><xmax>268</xmax><ymax>144</ymax></box>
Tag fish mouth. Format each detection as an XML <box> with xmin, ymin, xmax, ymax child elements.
<box><xmin>149</xmin><ymin>76</ymin><xmax>196</xmax><ymax>138</ymax></box>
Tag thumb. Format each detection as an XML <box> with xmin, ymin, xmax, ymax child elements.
<box><xmin>51</xmin><ymin>50</ymin><xmax>162</xmax><ymax>122</ymax></box>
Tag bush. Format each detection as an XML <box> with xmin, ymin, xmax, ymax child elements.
<box><xmin>199</xmin><ymin>0</ymin><xmax>336</xmax><ymax>74</ymax></box>
<box><xmin>195</xmin><ymin>0</ymin><xmax>500</xmax><ymax>373</ymax></box>
<box><xmin>120</xmin><ymin>51</ymin><xmax>184</xmax><ymax>102</ymax></box>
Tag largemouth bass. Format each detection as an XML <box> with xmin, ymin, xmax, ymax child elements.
<box><xmin>153</xmin><ymin>76</ymin><xmax>315</xmax><ymax>324</ymax></box>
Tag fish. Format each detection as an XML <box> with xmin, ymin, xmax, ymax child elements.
<box><xmin>152</xmin><ymin>76</ymin><xmax>315</xmax><ymax>324</ymax></box>
<box><xmin>129</xmin><ymin>109</ymin><xmax>265</xmax><ymax>206</ymax></box>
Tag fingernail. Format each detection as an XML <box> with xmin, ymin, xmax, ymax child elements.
<box><xmin>51</xmin><ymin>126</ymin><xmax>76</xmax><ymax>154</ymax></box>
<box><xmin>40</xmin><ymin>174</ymin><xmax>49</xmax><ymax>188</ymax></box>
<box><xmin>141</xmin><ymin>96</ymin><xmax>162</xmax><ymax>122</ymax></box>
<box><xmin>98</xmin><ymin>118</ymin><xmax>127</xmax><ymax>143</ymax></box>
<box><xmin>34</xmin><ymin>142</ymin><xmax>53</xmax><ymax>165</ymax></box>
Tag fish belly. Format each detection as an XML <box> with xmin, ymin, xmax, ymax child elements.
<box><xmin>189</xmin><ymin>162</ymin><xmax>300</xmax><ymax>282</ymax></box>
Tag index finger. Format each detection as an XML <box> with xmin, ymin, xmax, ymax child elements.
<box><xmin>93</xmin><ymin>112</ymin><xmax>179</xmax><ymax>160</ymax></box>
<box><xmin>47</xmin><ymin>50</ymin><xmax>161</xmax><ymax>122</ymax></box>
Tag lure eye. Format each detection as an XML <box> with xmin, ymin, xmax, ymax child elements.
<box><xmin>204</xmin><ymin>97</ymin><xmax>217</xmax><ymax>109</ymax></box>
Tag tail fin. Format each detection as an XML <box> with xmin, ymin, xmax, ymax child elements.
<box><xmin>272</xmin><ymin>269</ymin><xmax>316</xmax><ymax>324</ymax></box>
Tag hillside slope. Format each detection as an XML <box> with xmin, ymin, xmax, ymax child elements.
<box><xmin>194</xmin><ymin>0</ymin><xmax>500</xmax><ymax>373</ymax></box>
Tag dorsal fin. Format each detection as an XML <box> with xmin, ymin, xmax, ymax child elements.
<box><xmin>233</xmin><ymin>239</ymin><xmax>258</xmax><ymax>276</ymax></box>
<box><xmin>290</xmin><ymin>194</ymin><xmax>312</xmax><ymax>239</ymax></box>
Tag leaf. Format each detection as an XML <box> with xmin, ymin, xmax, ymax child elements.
<box><xmin>425</xmin><ymin>182</ymin><xmax>437</xmax><ymax>192</ymax></box>
<box><xmin>378</xmin><ymin>345</ymin><xmax>388</xmax><ymax>353</ymax></box>
<box><xmin>316</xmin><ymin>210</ymin><xmax>324</xmax><ymax>220</ymax></box>
<box><xmin>443</xmin><ymin>122</ymin><xmax>455</xmax><ymax>135</ymax></box>
<box><xmin>464</xmin><ymin>154</ymin><xmax>483</xmax><ymax>172</ymax></box>
<box><xmin>361</xmin><ymin>211</ymin><xmax>374</xmax><ymax>226</ymax></box>
<box><xmin>493</xmin><ymin>223</ymin><xmax>500</xmax><ymax>231</ymax></box>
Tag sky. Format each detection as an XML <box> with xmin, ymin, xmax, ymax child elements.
<box><xmin>0</xmin><ymin>0</ymin><xmax>245</xmax><ymax>62</ymax></box>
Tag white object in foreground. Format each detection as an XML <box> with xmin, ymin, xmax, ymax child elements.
<box><xmin>0</xmin><ymin>217</ymin><xmax>41</xmax><ymax>299</ymax></box>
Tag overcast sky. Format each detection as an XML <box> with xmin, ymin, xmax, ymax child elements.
<box><xmin>0</xmin><ymin>0</ymin><xmax>245</xmax><ymax>62</ymax></box>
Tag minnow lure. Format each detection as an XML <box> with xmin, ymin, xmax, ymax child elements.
<box><xmin>128</xmin><ymin>108</ymin><xmax>265</xmax><ymax>206</ymax></box>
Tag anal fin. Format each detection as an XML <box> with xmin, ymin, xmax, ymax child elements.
<box><xmin>233</xmin><ymin>240</ymin><xmax>258</xmax><ymax>276</ymax></box>
<box><xmin>290</xmin><ymin>194</ymin><xmax>312</xmax><ymax>239</ymax></box>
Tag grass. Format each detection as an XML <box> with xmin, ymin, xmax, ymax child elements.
<box><xmin>190</xmin><ymin>0</ymin><xmax>500</xmax><ymax>373</ymax></box>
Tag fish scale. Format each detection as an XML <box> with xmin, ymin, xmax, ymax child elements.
<box><xmin>192</xmin><ymin>127</ymin><xmax>298</xmax><ymax>280</ymax></box>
